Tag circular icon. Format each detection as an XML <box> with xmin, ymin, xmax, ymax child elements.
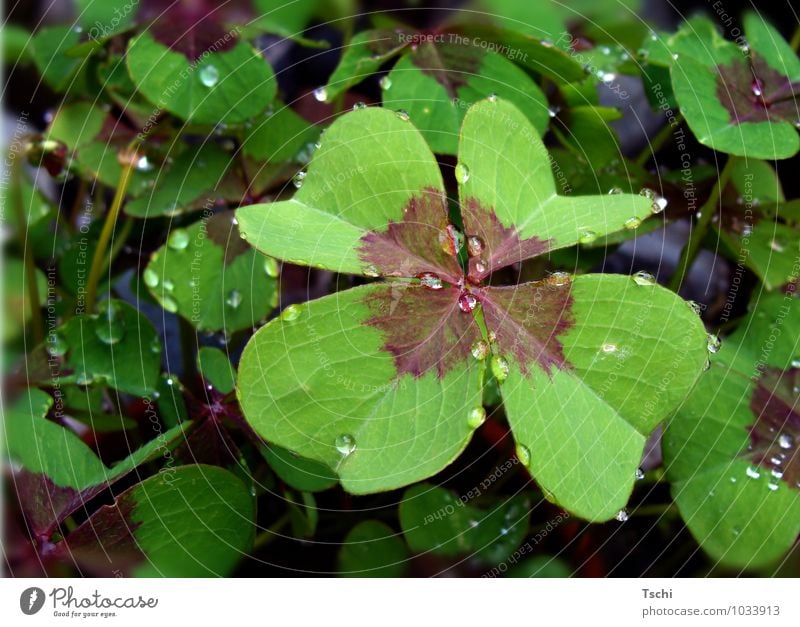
<box><xmin>20</xmin><ymin>587</ymin><xmax>45</xmax><ymax>615</ymax></box>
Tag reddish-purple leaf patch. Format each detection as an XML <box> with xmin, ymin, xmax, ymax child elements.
<box><xmin>410</xmin><ymin>41</ymin><xmax>483</xmax><ymax>100</ymax></box>
<box><xmin>747</xmin><ymin>367</ymin><xmax>799</xmax><ymax>490</ymax></box>
<box><xmin>358</xmin><ymin>188</ymin><xmax>463</xmax><ymax>283</ymax></box>
<box><xmin>716</xmin><ymin>54</ymin><xmax>800</xmax><ymax>125</ymax></box>
<box><xmin>461</xmin><ymin>197</ymin><xmax>551</xmax><ymax>284</ymax></box>
<box><xmin>207</xmin><ymin>211</ymin><xmax>250</xmax><ymax>265</ymax></box>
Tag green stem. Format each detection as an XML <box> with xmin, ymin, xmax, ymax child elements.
<box><xmin>11</xmin><ymin>158</ymin><xmax>44</xmax><ymax>344</ymax></box>
<box><xmin>667</xmin><ymin>158</ymin><xmax>734</xmax><ymax>292</ymax></box>
<box><xmin>85</xmin><ymin>146</ymin><xmax>137</xmax><ymax>312</ymax></box>
<box><xmin>634</xmin><ymin>114</ymin><xmax>683</xmax><ymax>168</ymax></box>
<box><xmin>253</xmin><ymin>513</ymin><xmax>291</xmax><ymax>550</ymax></box>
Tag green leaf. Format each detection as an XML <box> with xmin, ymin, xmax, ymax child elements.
<box><xmin>262</xmin><ymin>445</ymin><xmax>338</xmax><ymax>493</ymax></box>
<box><xmin>507</xmin><ymin>555</ymin><xmax>573</xmax><ymax>577</ymax></box>
<box><xmin>64</xmin><ymin>465</ymin><xmax>254</xmax><ymax>576</ymax></box>
<box><xmin>145</xmin><ymin>211</ymin><xmax>277</xmax><ymax>332</ymax></box>
<box><xmin>33</xmin><ymin>299</ymin><xmax>162</xmax><ymax>396</ymax></box>
<box><xmin>663</xmin><ymin>294</ymin><xmax>800</xmax><ymax>568</ymax></box>
<box><xmin>399</xmin><ymin>483</ymin><xmax>530</xmax><ymax>563</ymax></box>
<box><xmin>384</xmin><ymin>48</ymin><xmax>549</xmax><ymax>154</ymax></box>
<box><xmin>237</xmin><ymin>284</ymin><xmax>485</xmax><ymax>493</ymax></box>
<box><xmin>45</xmin><ymin>101</ymin><xmax>106</xmax><ymax>150</ymax></box>
<box><xmin>31</xmin><ymin>26</ymin><xmax>82</xmax><ymax>92</ymax></box>
<box><xmin>241</xmin><ymin>104</ymin><xmax>320</xmax><ymax>163</ymax></box>
<box><xmin>237</xmin><ymin>106</ymin><xmax>449</xmax><ymax>276</ymax></box>
<box><xmin>124</xmin><ymin>143</ymin><xmax>231</xmax><ymax>217</ymax></box>
<box><xmin>127</xmin><ymin>33</ymin><xmax>276</xmax><ymax>125</ymax></box>
<box><xmin>197</xmin><ymin>347</ymin><xmax>236</xmax><ymax>394</ymax></box>
<box><xmin>74</xmin><ymin>0</ymin><xmax>136</xmax><ymax>38</ymax></box>
<box><xmin>475</xmin><ymin>0</ymin><xmax>566</xmax><ymax>43</ymax></box>
<box><xmin>338</xmin><ymin>520</ymin><xmax>409</xmax><ymax>577</ymax></box>
<box><xmin>3</xmin><ymin>258</ymin><xmax>47</xmax><ymax>342</ymax></box>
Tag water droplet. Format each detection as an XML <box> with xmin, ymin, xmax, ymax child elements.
<box><xmin>792</xmin><ymin>358</ymin><xmax>800</xmax><ymax>368</ymax></box>
<box><xmin>199</xmin><ymin>64</ymin><xmax>220</xmax><ymax>87</ymax></box>
<box><xmin>135</xmin><ymin>155</ymin><xmax>153</xmax><ymax>172</ymax></box>
<box><xmin>652</xmin><ymin>195</ymin><xmax>668</xmax><ymax>213</ymax></box>
<box><xmin>352</xmin><ymin>101</ymin><xmax>367</xmax><ymax>110</ymax></box>
<box><xmin>439</xmin><ymin>224</ymin><xmax>464</xmax><ymax>256</ymax></box>
<box><xmin>487</xmin><ymin>331</ymin><xmax>497</xmax><ymax>344</ymax></box>
<box><xmin>491</xmin><ymin>355</ymin><xmax>509</xmax><ymax>382</ymax></box>
<box><xmin>263</xmin><ymin>257</ymin><xmax>279</xmax><ymax>278</ymax></box>
<box><xmin>75</xmin><ymin>371</ymin><xmax>93</xmax><ymax>386</ymax></box>
<box><xmin>745</xmin><ymin>466</ymin><xmax>761</xmax><ymax>480</ymax></box>
<box><xmin>487</xmin><ymin>93</ymin><xmax>498</xmax><ymax>103</ymax></box>
<box><xmin>623</xmin><ymin>217</ymin><xmax>641</xmax><ymax>230</ymax></box>
<box><xmin>471</xmin><ymin>340</ymin><xmax>489</xmax><ymax>360</ymax></box>
<box><xmin>466</xmin><ymin>235</ymin><xmax>483</xmax><ymax>257</ymax></box>
<box><xmin>458</xmin><ymin>292</ymin><xmax>478</xmax><ymax>313</ymax></box>
<box><xmin>778</xmin><ymin>433</ymin><xmax>793</xmax><ymax>449</ymax></box>
<box><xmin>635</xmin><ymin>468</ymin><xmax>645</xmax><ymax>480</ymax></box>
<box><xmin>167</xmin><ymin>229</ymin><xmax>190</xmax><ymax>250</ymax></box>
<box><xmin>515</xmin><ymin>443</ymin><xmax>530</xmax><ymax>466</ymax></box>
<box><xmin>379</xmin><ymin>75</ymin><xmax>392</xmax><ymax>90</ymax></box>
<box><xmin>281</xmin><ymin>304</ymin><xmax>301</xmax><ymax>322</ymax></box>
<box><xmin>313</xmin><ymin>86</ymin><xmax>328</xmax><ymax>102</ymax></box>
<box><xmin>607</xmin><ymin>186</ymin><xmax>623</xmax><ymax>195</ymax></box>
<box><xmin>767</xmin><ymin>482</ymin><xmax>780</xmax><ymax>491</ymax></box>
<box><xmin>467</xmin><ymin>406</ymin><xmax>486</xmax><ymax>429</ymax></box>
<box><xmin>143</xmin><ymin>267</ymin><xmax>159</xmax><ymax>288</ymax></box>
<box><xmin>547</xmin><ymin>271</ymin><xmax>572</xmax><ymax>287</ymax></box>
<box><xmin>46</xmin><ymin>332</ymin><xmax>69</xmax><ymax>357</ymax></box>
<box><xmin>395</xmin><ymin>109</ymin><xmax>410</xmax><ymax>121</ymax></box>
<box><xmin>601</xmin><ymin>342</ymin><xmax>618</xmax><ymax>354</ymax></box>
<box><xmin>706</xmin><ymin>333</ymin><xmax>721</xmax><ymax>354</ymax></box>
<box><xmin>226</xmin><ymin>289</ymin><xmax>242</xmax><ymax>309</ymax></box>
<box><xmin>769</xmin><ymin>239</ymin><xmax>785</xmax><ymax>253</ymax></box>
<box><xmin>474</xmin><ymin>260</ymin><xmax>488</xmax><ymax>274</ymax></box>
<box><xmin>292</xmin><ymin>170</ymin><xmax>306</xmax><ymax>189</ymax></box>
<box><xmin>631</xmin><ymin>271</ymin><xmax>655</xmax><ymax>286</ymax></box>
<box><xmin>95</xmin><ymin>301</ymin><xmax>126</xmax><ymax>345</ymax></box>
<box><xmin>600</xmin><ymin>72</ymin><xmax>616</xmax><ymax>84</ymax></box>
<box><xmin>671</xmin><ymin>53</ymin><xmax>679</xmax><ymax>61</ymax></box>
<box><xmin>730</xmin><ymin>476</ymin><xmax>737</xmax><ymax>483</ymax></box>
<box><xmin>149</xmin><ymin>335</ymin><xmax>161</xmax><ymax>354</ymax></box>
<box><xmin>162</xmin><ymin>278</ymin><xmax>175</xmax><ymax>292</ymax></box>
<box><xmin>454</xmin><ymin>163</ymin><xmax>470</xmax><ymax>184</ymax></box>
<box><xmin>687</xmin><ymin>300</ymin><xmax>703</xmax><ymax>316</ymax></box>
<box><xmin>161</xmin><ymin>295</ymin><xmax>179</xmax><ymax>313</ymax></box>
<box><xmin>751</xmin><ymin>77</ymin><xmax>764</xmax><ymax>98</ymax></box>
<box><xmin>547</xmin><ymin>106</ymin><xmax>560</xmax><ymax>118</ymax></box>
<box><xmin>578</xmin><ymin>230</ymin><xmax>598</xmax><ymax>244</ymax></box>
<box><xmin>615</xmin><ymin>509</ymin><xmax>629</xmax><ymax>522</ymax></box>
<box><xmin>418</xmin><ymin>272</ymin><xmax>443</xmax><ymax>290</ymax></box>
<box><xmin>361</xmin><ymin>264</ymin><xmax>380</xmax><ymax>278</ymax></box>
<box><xmin>335</xmin><ymin>434</ymin><xmax>356</xmax><ymax>456</ymax></box>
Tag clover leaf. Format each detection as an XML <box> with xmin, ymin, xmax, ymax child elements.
<box><xmin>669</xmin><ymin>14</ymin><xmax>800</xmax><ymax>159</ymax></box>
<box><xmin>663</xmin><ymin>294</ymin><xmax>800</xmax><ymax>568</ymax></box>
<box><xmin>235</xmin><ymin>98</ymin><xmax>708</xmax><ymax>521</ymax></box>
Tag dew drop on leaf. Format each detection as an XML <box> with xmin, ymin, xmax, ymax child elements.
<box><xmin>143</xmin><ymin>267</ymin><xmax>159</xmax><ymax>288</ymax></box>
<box><xmin>546</xmin><ymin>271</ymin><xmax>571</xmax><ymax>287</ymax></box>
<box><xmin>470</xmin><ymin>340</ymin><xmax>489</xmax><ymax>360</ymax></box>
<box><xmin>623</xmin><ymin>217</ymin><xmax>641</xmax><ymax>230</ymax></box>
<box><xmin>226</xmin><ymin>289</ymin><xmax>242</xmax><ymax>309</ymax></box>
<box><xmin>601</xmin><ymin>342</ymin><xmax>618</xmax><ymax>354</ymax></box>
<box><xmin>466</xmin><ymin>235</ymin><xmax>483</xmax><ymax>257</ymax></box>
<box><xmin>263</xmin><ymin>257</ymin><xmax>279</xmax><ymax>278</ymax></box>
<box><xmin>46</xmin><ymin>332</ymin><xmax>69</xmax><ymax>357</ymax></box>
<box><xmin>313</xmin><ymin>86</ymin><xmax>328</xmax><ymax>102</ymax></box>
<box><xmin>335</xmin><ymin>434</ymin><xmax>356</xmax><ymax>456</ymax></box>
<box><xmin>199</xmin><ymin>65</ymin><xmax>220</xmax><ymax>87</ymax></box>
<box><xmin>474</xmin><ymin>259</ymin><xmax>488</xmax><ymax>274</ymax></box>
<box><xmin>607</xmin><ymin>187</ymin><xmax>623</xmax><ymax>194</ymax></box>
<box><xmin>417</xmin><ymin>272</ymin><xmax>443</xmax><ymax>290</ymax></box>
<box><xmin>635</xmin><ymin>468</ymin><xmax>645</xmax><ymax>480</ymax></box>
<box><xmin>578</xmin><ymin>230</ymin><xmax>597</xmax><ymax>244</ymax></box>
<box><xmin>395</xmin><ymin>109</ymin><xmax>410</xmax><ymax>121</ymax></box>
<box><xmin>745</xmin><ymin>466</ymin><xmax>760</xmax><ymax>480</ymax></box>
<box><xmin>167</xmin><ymin>229</ymin><xmax>190</xmax><ymax>250</ymax></box>
<box><xmin>467</xmin><ymin>406</ymin><xmax>486</xmax><ymax>429</ymax></box>
<box><xmin>515</xmin><ymin>443</ymin><xmax>530</xmax><ymax>466</ymax></box>
<box><xmin>161</xmin><ymin>295</ymin><xmax>179</xmax><ymax>313</ymax></box>
<box><xmin>778</xmin><ymin>433</ymin><xmax>793</xmax><ymax>449</ymax></box>
<box><xmin>352</xmin><ymin>101</ymin><xmax>367</xmax><ymax>110</ymax></box>
<box><xmin>439</xmin><ymin>224</ymin><xmax>464</xmax><ymax>256</ymax></box>
<box><xmin>454</xmin><ymin>163</ymin><xmax>470</xmax><ymax>184</ymax></box>
<box><xmin>687</xmin><ymin>300</ymin><xmax>703</xmax><ymax>316</ymax></box>
<box><xmin>631</xmin><ymin>271</ymin><xmax>655</xmax><ymax>286</ymax></box>
<box><xmin>706</xmin><ymin>333</ymin><xmax>721</xmax><ymax>354</ymax></box>
<box><xmin>363</xmin><ymin>264</ymin><xmax>381</xmax><ymax>278</ymax></box>
<box><xmin>379</xmin><ymin>75</ymin><xmax>392</xmax><ymax>90</ymax></box>
<box><xmin>95</xmin><ymin>301</ymin><xmax>126</xmax><ymax>345</ymax></box>
<box><xmin>457</xmin><ymin>292</ymin><xmax>478</xmax><ymax>313</ymax></box>
<box><xmin>162</xmin><ymin>278</ymin><xmax>175</xmax><ymax>292</ymax></box>
<box><xmin>292</xmin><ymin>171</ymin><xmax>306</xmax><ymax>189</ymax></box>
<box><xmin>487</xmin><ymin>93</ymin><xmax>498</xmax><ymax>103</ymax></box>
<box><xmin>491</xmin><ymin>355</ymin><xmax>509</xmax><ymax>381</ymax></box>
<box><xmin>615</xmin><ymin>509</ymin><xmax>629</xmax><ymax>522</ymax></box>
<box><xmin>281</xmin><ymin>304</ymin><xmax>302</xmax><ymax>322</ymax></box>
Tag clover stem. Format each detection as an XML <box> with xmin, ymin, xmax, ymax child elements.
<box><xmin>11</xmin><ymin>155</ymin><xmax>44</xmax><ymax>344</ymax></box>
<box><xmin>791</xmin><ymin>25</ymin><xmax>800</xmax><ymax>52</ymax></box>
<box><xmin>667</xmin><ymin>158</ymin><xmax>733</xmax><ymax>293</ymax></box>
<box><xmin>85</xmin><ymin>144</ymin><xmax>137</xmax><ymax>313</ymax></box>
<box><xmin>634</xmin><ymin>113</ymin><xmax>684</xmax><ymax>168</ymax></box>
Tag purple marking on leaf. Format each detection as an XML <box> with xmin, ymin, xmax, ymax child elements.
<box><xmin>479</xmin><ymin>281</ymin><xmax>574</xmax><ymax>377</ymax></box>
<box><xmin>364</xmin><ymin>284</ymin><xmax>481</xmax><ymax>378</ymax></box>
<box><xmin>461</xmin><ymin>198</ymin><xmax>552</xmax><ymax>284</ymax></box>
<box><xmin>358</xmin><ymin>187</ymin><xmax>463</xmax><ymax>283</ymax></box>
<box><xmin>207</xmin><ymin>211</ymin><xmax>249</xmax><ymax>265</ymax></box>
<box><xmin>716</xmin><ymin>54</ymin><xmax>800</xmax><ymax>125</ymax></box>
<box><xmin>60</xmin><ymin>494</ymin><xmax>144</xmax><ymax>576</ymax></box>
<box><xmin>138</xmin><ymin>0</ymin><xmax>251</xmax><ymax>60</ymax></box>
<box><xmin>746</xmin><ymin>367</ymin><xmax>799</xmax><ymax>490</ymax></box>
<box><xmin>14</xmin><ymin>471</ymin><xmax>83</xmax><ymax>536</ymax></box>
<box><xmin>410</xmin><ymin>41</ymin><xmax>484</xmax><ymax>100</ymax></box>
